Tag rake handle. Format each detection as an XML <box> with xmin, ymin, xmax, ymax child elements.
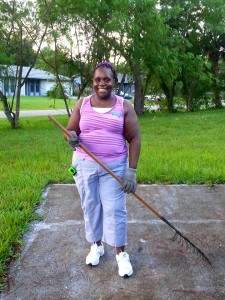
<box><xmin>48</xmin><ymin>115</ymin><xmax>163</xmax><ymax>220</ymax></box>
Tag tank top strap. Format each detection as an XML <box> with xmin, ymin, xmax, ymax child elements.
<box><xmin>114</xmin><ymin>95</ymin><xmax>125</xmax><ymax>113</ymax></box>
<box><xmin>80</xmin><ymin>95</ymin><xmax>92</xmax><ymax>113</ymax></box>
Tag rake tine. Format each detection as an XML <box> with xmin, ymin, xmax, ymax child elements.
<box><xmin>179</xmin><ymin>235</ymin><xmax>182</xmax><ymax>243</ymax></box>
<box><xmin>171</xmin><ymin>232</ymin><xmax>178</xmax><ymax>242</ymax></box>
<box><xmin>171</xmin><ymin>228</ymin><xmax>212</xmax><ymax>267</ymax></box>
<box><xmin>190</xmin><ymin>246</ymin><xmax>196</xmax><ymax>254</ymax></box>
<box><xmin>173</xmin><ymin>232</ymin><xmax>211</xmax><ymax>267</ymax></box>
<box><xmin>185</xmin><ymin>241</ymin><xmax>191</xmax><ymax>251</ymax></box>
<box><xmin>48</xmin><ymin>115</ymin><xmax>212</xmax><ymax>267</ymax></box>
<box><xmin>158</xmin><ymin>215</ymin><xmax>212</xmax><ymax>266</ymax></box>
<box><xmin>180</xmin><ymin>237</ymin><xmax>184</xmax><ymax>247</ymax></box>
<box><xmin>180</xmin><ymin>239</ymin><xmax>184</xmax><ymax>247</ymax></box>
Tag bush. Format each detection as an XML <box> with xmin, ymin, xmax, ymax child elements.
<box><xmin>47</xmin><ymin>84</ymin><xmax>68</xmax><ymax>99</ymax></box>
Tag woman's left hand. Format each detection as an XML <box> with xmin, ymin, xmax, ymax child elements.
<box><xmin>122</xmin><ymin>168</ymin><xmax>137</xmax><ymax>193</ymax></box>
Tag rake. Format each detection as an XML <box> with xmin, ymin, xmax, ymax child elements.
<box><xmin>48</xmin><ymin>115</ymin><xmax>212</xmax><ymax>267</ymax></box>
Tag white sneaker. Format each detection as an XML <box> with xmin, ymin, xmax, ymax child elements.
<box><xmin>116</xmin><ymin>251</ymin><xmax>133</xmax><ymax>277</ymax></box>
<box><xmin>86</xmin><ymin>243</ymin><xmax>104</xmax><ymax>266</ymax></box>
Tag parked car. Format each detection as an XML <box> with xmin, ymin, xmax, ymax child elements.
<box><xmin>145</xmin><ymin>94</ymin><xmax>165</xmax><ymax>102</ymax></box>
<box><xmin>144</xmin><ymin>95</ymin><xmax>155</xmax><ymax>101</ymax></box>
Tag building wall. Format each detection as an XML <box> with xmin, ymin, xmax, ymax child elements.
<box><xmin>62</xmin><ymin>82</ymin><xmax>73</xmax><ymax>96</ymax></box>
<box><xmin>40</xmin><ymin>80</ymin><xmax>72</xmax><ymax>96</ymax></box>
<box><xmin>0</xmin><ymin>78</ymin><xmax>72</xmax><ymax>97</ymax></box>
<box><xmin>0</xmin><ymin>78</ymin><xmax>26</xmax><ymax>96</ymax></box>
<box><xmin>21</xmin><ymin>84</ymin><xmax>26</xmax><ymax>96</ymax></box>
<box><xmin>0</xmin><ymin>80</ymin><xmax>3</xmax><ymax>93</ymax></box>
<box><xmin>40</xmin><ymin>80</ymin><xmax>55</xmax><ymax>96</ymax></box>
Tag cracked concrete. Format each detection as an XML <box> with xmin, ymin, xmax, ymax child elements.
<box><xmin>1</xmin><ymin>184</ymin><xmax>225</xmax><ymax>300</ymax></box>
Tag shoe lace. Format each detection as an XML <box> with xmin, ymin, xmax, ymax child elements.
<box><xmin>91</xmin><ymin>243</ymin><xmax>101</xmax><ymax>254</ymax></box>
<box><xmin>118</xmin><ymin>252</ymin><xmax>129</xmax><ymax>262</ymax></box>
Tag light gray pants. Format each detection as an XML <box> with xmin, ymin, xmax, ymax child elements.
<box><xmin>73</xmin><ymin>156</ymin><xmax>127</xmax><ymax>247</ymax></box>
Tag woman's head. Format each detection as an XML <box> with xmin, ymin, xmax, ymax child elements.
<box><xmin>93</xmin><ymin>61</ymin><xmax>118</xmax><ymax>99</ymax></box>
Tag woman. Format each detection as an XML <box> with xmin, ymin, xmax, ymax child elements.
<box><xmin>66</xmin><ymin>61</ymin><xmax>141</xmax><ymax>278</ymax></box>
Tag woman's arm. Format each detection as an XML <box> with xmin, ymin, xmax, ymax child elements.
<box><xmin>66</xmin><ymin>98</ymin><xmax>83</xmax><ymax>135</ymax></box>
<box><xmin>123</xmin><ymin>100</ymin><xmax>141</xmax><ymax>169</ymax></box>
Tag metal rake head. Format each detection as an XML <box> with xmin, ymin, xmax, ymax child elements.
<box><xmin>171</xmin><ymin>230</ymin><xmax>212</xmax><ymax>267</ymax></box>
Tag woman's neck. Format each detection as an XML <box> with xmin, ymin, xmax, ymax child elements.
<box><xmin>91</xmin><ymin>94</ymin><xmax>116</xmax><ymax>108</ymax></box>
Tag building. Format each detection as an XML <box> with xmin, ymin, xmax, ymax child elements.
<box><xmin>117</xmin><ymin>73</ymin><xmax>134</xmax><ymax>96</ymax></box>
<box><xmin>0</xmin><ymin>66</ymin><xmax>72</xmax><ymax>97</ymax></box>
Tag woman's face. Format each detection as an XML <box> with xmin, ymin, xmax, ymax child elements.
<box><xmin>93</xmin><ymin>67</ymin><xmax>114</xmax><ymax>99</ymax></box>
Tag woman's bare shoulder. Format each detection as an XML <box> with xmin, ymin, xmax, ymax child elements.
<box><xmin>75</xmin><ymin>98</ymin><xmax>84</xmax><ymax>109</ymax></box>
<box><xmin>123</xmin><ymin>99</ymin><xmax>135</xmax><ymax>115</ymax></box>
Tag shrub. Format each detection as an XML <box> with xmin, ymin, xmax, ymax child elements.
<box><xmin>47</xmin><ymin>84</ymin><xmax>68</xmax><ymax>99</ymax></box>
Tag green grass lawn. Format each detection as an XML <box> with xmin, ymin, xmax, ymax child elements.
<box><xmin>138</xmin><ymin>110</ymin><xmax>225</xmax><ymax>183</ymax></box>
<box><xmin>0</xmin><ymin>96</ymin><xmax>76</xmax><ymax>110</ymax></box>
<box><xmin>0</xmin><ymin>109</ymin><xmax>225</xmax><ymax>288</ymax></box>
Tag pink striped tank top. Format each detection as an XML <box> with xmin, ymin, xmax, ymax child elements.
<box><xmin>75</xmin><ymin>95</ymin><xmax>128</xmax><ymax>163</ymax></box>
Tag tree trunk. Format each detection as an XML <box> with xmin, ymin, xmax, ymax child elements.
<box><xmin>56</xmin><ymin>74</ymin><xmax>71</xmax><ymax>117</ymax></box>
<box><xmin>167</xmin><ymin>93</ymin><xmax>174</xmax><ymax>112</ymax></box>
<box><xmin>213</xmin><ymin>84</ymin><xmax>222</xmax><ymax>108</ymax></box>
<box><xmin>53</xmin><ymin>35</ymin><xmax>71</xmax><ymax>117</ymax></box>
<box><xmin>210</xmin><ymin>53</ymin><xmax>222</xmax><ymax>108</ymax></box>
<box><xmin>14</xmin><ymin>65</ymin><xmax>23</xmax><ymax>128</ymax></box>
<box><xmin>77</xmin><ymin>81</ymin><xmax>88</xmax><ymax>100</ymax></box>
<box><xmin>0</xmin><ymin>91</ymin><xmax>15</xmax><ymax>128</ymax></box>
<box><xmin>143</xmin><ymin>73</ymin><xmax>151</xmax><ymax>96</ymax></box>
<box><xmin>182</xmin><ymin>71</ymin><xmax>194</xmax><ymax>112</ymax></box>
<box><xmin>133</xmin><ymin>65</ymin><xmax>144</xmax><ymax>115</ymax></box>
<box><xmin>117</xmin><ymin>73</ymin><xmax>126</xmax><ymax>95</ymax></box>
<box><xmin>185</xmin><ymin>96</ymin><xmax>194</xmax><ymax>112</ymax></box>
<box><xmin>161</xmin><ymin>80</ymin><xmax>175</xmax><ymax>112</ymax></box>
<box><xmin>184</xmin><ymin>84</ymin><xmax>194</xmax><ymax>112</ymax></box>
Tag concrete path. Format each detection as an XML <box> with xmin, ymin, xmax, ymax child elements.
<box><xmin>0</xmin><ymin>109</ymin><xmax>68</xmax><ymax>118</ymax></box>
<box><xmin>1</xmin><ymin>184</ymin><xmax>225</xmax><ymax>300</ymax></box>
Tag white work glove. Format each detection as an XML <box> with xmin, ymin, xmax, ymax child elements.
<box><xmin>122</xmin><ymin>168</ymin><xmax>137</xmax><ymax>193</ymax></box>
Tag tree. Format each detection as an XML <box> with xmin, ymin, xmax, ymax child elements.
<box><xmin>37</xmin><ymin>0</ymin><xmax>113</xmax><ymax>101</ymax></box>
<box><xmin>150</xmin><ymin>32</ymin><xmax>182</xmax><ymax>112</ymax></box>
<box><xmin>180</xmin><ymin>53</ymin><xmax>212</xmax><ymax>111</ymax></box>
<box><xmin>159</xmin><ymin>0</ymin><xmax>225</xmax><ymax>109</ymax></box>
<box><xmin>0</xmin><ymin>0</ymin><xmax>47</xmax><ymax>128</ymax></box>
<box><xmin>200</xmin><ymin>0</ymin><xmax>225</xmax><ymax>108</ymax></box>
<box><xmin>36</xmin><ymin>0</ymin><xmax>224</xmax><ymax>113</ymax></box>
<box><xmin>38</xmin><ymin>0</ymin><xmax>165</xmax><ymax>114</ymax></box>
<box><xmin>87</xmin><ymin>0</ymin><xmax>165</xmax><ymax>114</ymax></box>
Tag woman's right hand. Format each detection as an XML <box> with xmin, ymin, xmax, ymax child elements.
<box><xmin>68</xmin><ymin>131</ymin><xmax>79</xmax><ymax>149</ymax></box>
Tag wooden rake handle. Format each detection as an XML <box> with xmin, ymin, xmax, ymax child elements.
<box><xmin>48</xmin><ymin>115</ymin><xmax>163</xmax><ymax>220</ymax></box>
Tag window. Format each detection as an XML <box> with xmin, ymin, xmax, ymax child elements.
<box><xmin>25</xmin><ymin>80</ymin><xmax>28</xmax><ymax>95</ymax></box>
<box><xmin>30</xmin><ymin>81</ymin><xmax>34</xmax><ymax>93</ymax></box>
<box><xmin>36</xmin><ymin>80</ymin><xmax>40</xmax><ymax>94</ymax></box>
<box><xmin>10</xmin><ymin>79</ymin><xmax>16</xmax><ymax>93</ymax></box>
<box><xmin>4</xmin><ymin>79</ymin><xmax>9</xmax><ymax>94</ymax></box>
